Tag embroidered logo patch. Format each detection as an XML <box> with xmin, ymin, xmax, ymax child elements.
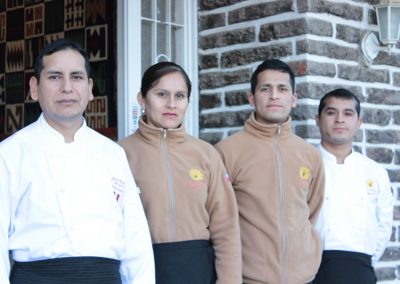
<box><xmin>299</xmin><ymin>166</ymin><xmax>311</xmax><ymax>191</ymax></box>
<box><xmin>299</xmin><ymin>166</ymin><xmax>311</xmax><ymax>180</ymax></box>
<box><xmin>112</xmin><ymin>177</ymin><xmax>125</xmax><ymax>205</ymax></box>
<box><xmin>366</xmin><ymin>179</ymin><xmax>375</xmax><ymax>189</ymax></box>
<box><xmin>189</xmin><ymin>168</ymin><xmax>206</xmax><ymax>190</ymax></box>
<box><xmin>190</xmin><ymin>168</ymin><xmax>204</xmax><ymax>181</ymax></box>
<box><xmin>366</xmin><ymin>178</ymin><xmax>378</xmax><ymax>201</ymax></box>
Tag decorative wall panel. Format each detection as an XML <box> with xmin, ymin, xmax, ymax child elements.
<box><xmin>0</xmin><ymin>0</ymin><xmax>116</xmax><ymax>140</ymax></box>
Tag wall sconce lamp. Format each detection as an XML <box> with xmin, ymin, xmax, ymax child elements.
<box><xmin>362</xmin><ymin>0</ymin><xmax>400</xmax><ymax>63</ymax></box>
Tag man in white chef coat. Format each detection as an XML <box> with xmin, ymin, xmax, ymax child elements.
<box><xmin>313</xmin><ymin>88</ymin><xmax>393</xmax><ymax>284</ymax></box>
<box><xmin>0</xmin><ymin>39</ymin><xmax>155</xmax><ymax>284</ymax></box>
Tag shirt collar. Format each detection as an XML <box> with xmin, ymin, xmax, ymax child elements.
<box><xmin>39</xmin><ymin>113</ymin><xmax>88</xmax><ymax>144</ymax></box>
<box><xmin>318</xmin><ymin>143</ymin><xmax>356</xmax><ymax>164</ymax></box>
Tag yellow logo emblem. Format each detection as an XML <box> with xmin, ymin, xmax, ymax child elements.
<box><xmin>299</xmin><ymin>166</ymin><xmax>311</xmax><ymax>180</ymax></box>
<box><xmin>190</xmin><ymin>168</ymin><xmax>204</xmax><ymax>181</ymax></box>
<box><xmin>367</xmin><ymin>179</ymin><xmax>374</xmax><ymax>189</ymax></box>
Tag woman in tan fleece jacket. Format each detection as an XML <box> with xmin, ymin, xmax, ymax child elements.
<box><xmin>119</xmin><ymin>62</ymin><xmax>241</xmax><ymax>284</ymax></box>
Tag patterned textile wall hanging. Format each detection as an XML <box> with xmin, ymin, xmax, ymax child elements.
<box><xmin>0</xmin><ymin>0</ymin><xmax>116</xmax><ymax>140</ymax></box>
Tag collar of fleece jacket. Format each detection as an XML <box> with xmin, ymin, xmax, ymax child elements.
<box><xmin>244</xmin><ymin>111</ymin><xmax>293</xmax><ymax>140</ymax></box>
<box><xmin>138</xmin><ymin>116</ymin><xmax>187</xmax><ymax>145</ymax></box>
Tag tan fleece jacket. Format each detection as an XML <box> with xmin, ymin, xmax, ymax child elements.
<box><xmin>119</xmin><ymin>118</ymin><xmax>242</xmax><ymax>284</ymax></box>
<box><xmin>215</xmin><ymin>113</ymin><xmax>324</xmax><ymax>284</ymax></box>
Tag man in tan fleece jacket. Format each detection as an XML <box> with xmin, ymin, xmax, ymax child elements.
<box><xmin>216</xmin><ymin>59</ymin><xmax>325</xmax><ymax>284</ymax></box>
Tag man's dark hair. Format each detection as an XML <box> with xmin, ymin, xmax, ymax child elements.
<box><xmin>250</xmin><ymin>59</ymin><xmax>295</xmax><ymax>94</ymax></box>
<box><xmin>34</xmin><ymin>39</ymin><xmax>91</xmax><ymax>81</ymax></box>
<box><xmin>318</xmin><ymin>88</ymin><xmax>361</xmax><ymax>117</ymax></box>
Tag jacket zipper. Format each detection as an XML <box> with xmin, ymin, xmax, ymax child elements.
<box><xmin>273</xmin><ymin>124</ymin><xmax>289</xmax><ymax>284</ymax></box>
<box><xmin>161</xmin><ymin>129</ymin><xmax>176</xmax><ymax>241</ymax></box>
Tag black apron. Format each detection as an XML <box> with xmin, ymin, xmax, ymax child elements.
<box><xmin>10</xmin><ymin>256</ymin><xmax>121</xmax><ymax>284</ymax></box>
<box><xmin>313</xmin><ymin>250</ymin><xmax>376</xmax><ymax>284</ymax></box>
<box><xmin>153</xmin><ymin>239</ymin><xmax>216</xmax><ymax>284</ymax></box>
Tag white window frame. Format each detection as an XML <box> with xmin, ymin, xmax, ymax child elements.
<box><xmin>117</xmin><ymin>0</ymin><xmax>198</xmax><ymax>139</ymax></box>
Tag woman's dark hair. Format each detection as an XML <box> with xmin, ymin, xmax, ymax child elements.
<box><xmin>34</xmin><ymin>38</ymin><xmax>91</xmax><ymax>81</ymax></box>
<box><xmin>141</xmin><ymin>62</ymin><xmax>191</xmax><ymax>99</ymax></box>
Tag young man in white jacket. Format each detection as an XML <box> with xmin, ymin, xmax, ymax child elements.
<box><xmin>314</xmin><ymin>88</ymin><xmax>393</xmax><ymax>284</ymax></box>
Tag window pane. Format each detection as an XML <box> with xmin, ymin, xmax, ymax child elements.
<box><xmin>157</xmin><ymin>0</ymin><xmax>166</xmax><ymax>22</ymax></box>
<box><xmin>172</xmin><ymin>0</ymin><xmax>183</xmax><ymax>24</ymax></box>
<box><xmin>172</xmin><ymin>25</ymin><xmax>183</xmax><ymax>65</ymax></box>
<box><xmin>157</xmin><ymin>22</ymin><xmax>168</xmax><ymax>61</ymax></box>
<box><xmin>141</xmin><ymin>0</ymin><xmax>152</xmax><ymax>19</ymax></box>
<box><xmin>141</xmin><ymin>20</ymin><xmax>152</xmax><ymax>72</ymax></box>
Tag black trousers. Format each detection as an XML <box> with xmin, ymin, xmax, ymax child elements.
<box><xmin>153</xmin><ymin>239</ymin><xmax>216</xmax><ymax>284</ymax></box>
<box><xmin>312</xmin><ymin>250</ymin><xmax>376</xmax><ymax>284</ymax></box>
<box><xmin>10</xmin><ymin>256</ymin><xmax>121</xmax><ymax>284</ymax></box>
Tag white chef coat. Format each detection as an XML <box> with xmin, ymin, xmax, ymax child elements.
<box><xmin>315</xmin><ymin>145</ymin><xmax>393</xmax><ymax>264</ymax></box>
<box><xmin>0</xmin><ymin>114</ymin><xmax>155</xmax><ymax>284</ymax></box>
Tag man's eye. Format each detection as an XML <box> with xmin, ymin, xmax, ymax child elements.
<box><xmin>49</xmin><ymin>75</ymin><xmax>60</xmax><ymax>80</ymax></box>
<box><xmin>157</xmin><ymin>92</ymin><xmax>166</xmax><ymax>97</ymax></box>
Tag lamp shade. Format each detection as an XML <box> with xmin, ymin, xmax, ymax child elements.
<box><xmin>376</xmin><ymin>0</ymin><xmax>400</xmax><ymax>47</ymax></box>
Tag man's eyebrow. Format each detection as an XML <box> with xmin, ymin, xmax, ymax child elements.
<box><xmin>259</xmin><ymin>83</ymin><xmax>289</xmax><ymax>87</ymax></box>
<box><xmin>45</xmin><ymin>70</ymin><xmax>62</xmax><ymax>74</ymax></box>
<box><xmin>45</xmin><ymin>70</ymin><xmax>86</xmax><ymax>75</ymax></box>
<box><xmin>323</xmin><ymin>106</ymin><xmax>356</xmax><ymax>112</ymax></box>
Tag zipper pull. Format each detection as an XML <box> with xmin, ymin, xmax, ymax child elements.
<box><xmin>277</xmin><ymin>125</ymin><xmax>281</xmax><ymax>135</ymax></box>
<box><xmin>163</xmin><ymin>129</ymin><xmax>167</xmax><ymax>139</ymax></box>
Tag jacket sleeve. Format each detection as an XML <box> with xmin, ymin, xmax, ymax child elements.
<box><xmin>119</xmin><ymin>163</ymin><xmax>155</xmax><ymax>284</ymax></box>
<box><xmin>307</xmin><ymin>154</ymin><xmax>325</xmax><ymax>225</ymax></box>
<box><xmin>206</xmin><ymin>151</ymin><xmax>242</xmax><ymax>284</ymax></box>
<box><xmin>372</xmin><ymin>169</ymin><xmax>393</xmax><ymax>264</ymax></box>
<box><xmin>0</xmin><ymin>156</ymin><xmax>11</xmax><ymax>284</ymax></box>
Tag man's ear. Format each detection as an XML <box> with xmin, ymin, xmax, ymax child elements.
<box><xmin>88</xmin><ymin>78</ymin><xmax>94</xmax><ymax>101</ymax></box>
<box><xmin>357</xmin><ymin>116</ymin><xmax>363</xmax><ymax>128</ymax></box>
<box><xmin>247</xmin><ymin>92</ymin><xmax>255</xmax><ymax>107</ymax></box>
<box><xmin>315</xmin><ymin>114</ymin><xmax>320</xmax><ymax>127</ymax></box>
<box><xmin>292</xmin><ymin>92</ymin><xmax>298</xmax><ymax>108</ymax></box>
<box><xmin>29</xmin><ymin>77</ymin><xmax>39</xmax><ymax>101</ymax></box>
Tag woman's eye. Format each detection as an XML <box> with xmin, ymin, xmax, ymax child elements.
<box><xmin>176</xmin><ymin>93</ymin><xmax>187</xmax><ymax>99</ymax></box>
<box><xmin>72</xmin><ymin>75</ymin><xmax>84</xmax><ymax>80</ymax></box>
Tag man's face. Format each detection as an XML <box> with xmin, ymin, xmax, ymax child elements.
<box><xmin>316</xmin><ymin>97</ymin><xmax>362</xmax><ymax>147</ymax></box>
<box><xmin>248</xmin><ymin>69</ymin><xmax>297</xmax><ymax>124</ymax></box>
<box><xmin>29</xmin><ymin>49</ymin><xmax>93</xmax><ymax>130</ymax></box>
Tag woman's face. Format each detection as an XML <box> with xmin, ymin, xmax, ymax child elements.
<box><xmin>139</xmin><ymin>72</ymin><xmax>189</xmax><ymax>129</ymax></box>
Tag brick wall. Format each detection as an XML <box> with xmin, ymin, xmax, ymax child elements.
<box><xmin>198</xmin><ymin>0</ymin><xmax>400</xmax><ymax>282</ymax></box>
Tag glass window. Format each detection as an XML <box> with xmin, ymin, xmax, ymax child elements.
<box><xmin>141</xmin><ymin>0</ymin><xmax>185</xmax><ymax>72</ymax></box>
